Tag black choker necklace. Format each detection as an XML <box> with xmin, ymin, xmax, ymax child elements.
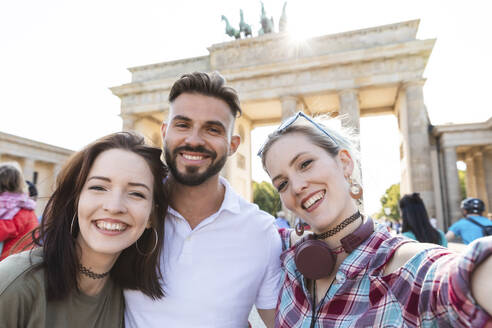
<box><xmin>313</xmin><ymin>211</ymin><xmax>361</xmax><ymax>240</ymax></box>
<box><xmin>79</xmin><ymin>264</ymin><xmax>110</xmax><ymax>280</ymax></box>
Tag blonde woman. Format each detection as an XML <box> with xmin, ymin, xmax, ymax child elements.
<box><xmin>259</xmin><ymin>112</ymin><xmax>492</xmax><ymax>327</ymax></box>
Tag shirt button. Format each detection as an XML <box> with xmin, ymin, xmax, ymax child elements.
<box><xmin>336</xmin><ymin>272</ymin><xmax>345</xmax><ymax>282</ymax></box>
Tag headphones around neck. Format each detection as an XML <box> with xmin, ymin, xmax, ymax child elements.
<box><xmin>294</xmin><ymin>217</ymin><xmax>374</xmax><ymax>280</ymax></box>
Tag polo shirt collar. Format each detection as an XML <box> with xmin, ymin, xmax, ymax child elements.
<box><xmin>218</xmin><ymin>176</ymin><xmax>241</xmax><ymax>215</ymax></box>
<box><xmin>167</xmin><ymin>176</ymin><xmax>241</xmax><ymax>220</ymax></box>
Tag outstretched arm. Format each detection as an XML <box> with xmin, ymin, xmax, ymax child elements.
<box><xmin>384</xmin><ymin>237</ymin><xmax>492</xmax><ymax>326</ymax></box>
<box><xmin>471</xmin><ymin>250</ymin><xmax>492</xmax><ymax>315</ymax></box>
<box><xmin>445</xmin><ymin>230</ymin><xmax>456</xmax><ymax>242</ymax></box>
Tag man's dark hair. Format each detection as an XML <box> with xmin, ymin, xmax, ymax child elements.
<box><xmin>29</xmin><ymin>132</ymin><xmax>168</xmax><ymax>301</ymax></box>
<box><xmin>168</xmin><ymin>71</ymin><xmax>242</xmax><ymax>117</ymax></box>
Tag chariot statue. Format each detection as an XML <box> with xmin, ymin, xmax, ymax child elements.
<box><xmin>221</xmin><ymin>1</ymin><xmax>287</xmax><ymax>39</ymax></box>
<box><xmin>221</xmin><ymin>15</ymin><xmax>240</xmax><ymax>39</ymax></box>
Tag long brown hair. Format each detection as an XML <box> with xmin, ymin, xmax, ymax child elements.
<box><xmin>32</xmin><ymin>132</ymin><xmax>168</xmax><ymax>301</ymax></box>
<box><xmin>399</xmin><ymin>193</ymin><xmax>442</xmax><ymax>245</ymax></box>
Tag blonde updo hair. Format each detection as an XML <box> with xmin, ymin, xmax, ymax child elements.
<box><xmin>260</xmin><ymin>113</ymin><xmax>362</xmax><ymax>186</ymax></box>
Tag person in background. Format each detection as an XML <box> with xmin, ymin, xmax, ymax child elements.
<box><xmin>0</xmin><ymin>132</ymin><xmax>168</xmax><ymax>327</ymax></box>
<box><xmin>259</xmin><ymin>111</ymin><xmax>492</xmax><ymax>327</ymax></box>
<box><xmin>26</xmin><ymin>180</ymin><xmax>38</xmax><ymax>202</ymax></box>
<box><xmin>393</xmin><ymin>220</ymin><xmax>402</xmax><ymax>234</ymax></box>
<box><xmin>446</xmin><ymin>197</ymin><xmax>492</xmax><ymax>244</ymax></box>
<box><xmin>0</xmin><ymin>163</ymin><xmax>38</xmax><ymax>260</ymax></box>
<box><xmin>26</xmin><ymin>180</ymin><xmax>43</xmax><ymax>223</ymax></box>
<box><xmin>274</xmin><ymin>211</ymin><xmax>290</xmax><ymax>229</ymax></box>
<box><xmin>399</xmin><ymin>193</ymin><xmax>447</xmax><ymax>246</ymax></box>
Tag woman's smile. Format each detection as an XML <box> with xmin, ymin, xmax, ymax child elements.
<box><xmin>301</xmin><ymin>190</ymin><xmax>326</xmax><ymax>212</ymax></box>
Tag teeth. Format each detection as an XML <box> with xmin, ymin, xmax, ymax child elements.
<box><xmin>96</xmin><ymin>221</ymin><xmax>127</xmax><ymax>231</ymax></box>
<box><xmin>303</xmin><ymin>191</ymin><xmax>325</xmax><ymax>209</ymax></box>
<box><xmin>182</xmin><ymin>154</ymin><xmax>204</xmax><ymax>161</ymax></box>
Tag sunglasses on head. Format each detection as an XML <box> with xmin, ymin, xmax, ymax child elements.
<box><xmin>257</xmin><ymin>111</ymin><xmax>338</xmax><ymax>157</ymax></box>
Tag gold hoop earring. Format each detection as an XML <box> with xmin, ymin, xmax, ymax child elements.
<box><xmin>348</xmin><ymin>178</ymin><xmax>363</xmax><ymax>200</ymax></box>
<box><xmin>70</xmin><ymin>213</ymin><xmax>77</xmax><ymax>236</ymax></box>
<box><xmin>135</xmin><ymin>227</ymin><xmax>158</xmax><ymax>256</ymax></box>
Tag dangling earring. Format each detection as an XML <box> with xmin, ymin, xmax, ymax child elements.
<box><xmin>70</xmin><ymin>213</ymin><xmax>77</xmax><ymax>236</ymax></box>
<box><xmin>295</xmin><ymin>217</ymin><xmax>304</xmax><ymax>236</ymax></box>
<box><xmin>348</xmin><ymin>177</ymin><xmax>363</xmax><ymax>200</ymax></box>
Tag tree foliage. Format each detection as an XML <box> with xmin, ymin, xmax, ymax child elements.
<box><xmin>376</xmin><ymin>183</ymin><xmax>401</xmax><ymax>221</ymax></box>
<box><xmin>458</xmin><ymin>169</ymin><xmax>467</xmax><ymax>199</ymax></box>
<box><xmin>252</xmin><ymin>181</ymin><xmax>282</xmax><ymax>217</ymax></box>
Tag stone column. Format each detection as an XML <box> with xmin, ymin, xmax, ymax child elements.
<box><xmin>430</xmin><ymin>146</ymin><xmax>444</xmax><ymax>229</ymax></box>
<box><xmin>338</xmin><ymin>89</ymin><xmax>360</xmax><ymax>133</ymax></box>
<box><xmin>23</xmin><ymin>158</ymin><xmax>36</xmax><ymax>182</ymax></box>
<box><xmin>443</xmin><ymin>146</ymin><xmax>462</xmax><ymax>223</ymax></box>
<box><xmin>338</xmin><ymin>89</ymin><xmax>363</xmax><ymax>211</ymax></box>
<box><xmin>280</xmin><ymin>96</ymin><xmax>299</xmax><ymax>122</ymax></box>
<box><xmin>484</xmin><ymin>147</ymin><xmax>492</xmax><ymax>215</ymax></box>
<box><xmin>474</xmin><ymin>150</ymin><xmax>489</xmax><ymax>212</ymax></box>
<box><xmin>280</xmin><ymin>95</ymin><xmax>300</xmax><ymax>221</ymax></box>
<box><xmin>52</xmin><ymin>163</ymin><xmax>62</xmax><ymax>192</ymax></box>
<box><xmin>465</xmin><ymin>153</ymin><xmax>477</xmax><ymax>197</ymax></box>
<box><xmin>398</xmin><ymin>80</ymin><xmax>436</xmax><ymax>218</ymax></box>
<box><xmin>121</xmin><ymin>114</ymin><xmax>136</xmax><ymax>131</ymax></box>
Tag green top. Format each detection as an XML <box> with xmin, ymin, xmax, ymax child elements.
<box><xmin>402</xmin><ymin>229</ymin><xmax>448</xmax><ymax>247</ymax></box>
<box><xmin>0</xmin><ymin>248</ymin><xmax>124</xmax><ymax>328</ymax></box>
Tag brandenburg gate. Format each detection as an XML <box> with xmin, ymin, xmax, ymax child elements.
<box><xmin>111</xmin><ymin>20</ymin><xmax>454</xmax><ymax>227</ymax></box>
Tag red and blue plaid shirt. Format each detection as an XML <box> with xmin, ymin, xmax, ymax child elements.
<box><xmin>276</xmin><ymin>223</ymin><xmax>492</xmax><ymax>327</ymax></box>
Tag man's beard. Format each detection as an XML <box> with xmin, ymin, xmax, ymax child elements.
<box><xmin>164</xmin><ymin>145</ymin><xmax>227</xmax><ymax>186</ymax></box>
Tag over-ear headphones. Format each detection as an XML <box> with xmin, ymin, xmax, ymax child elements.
<box><xmin>294</xmin><ymin>217</ymin><xmax>374</xmax><ymax>280</ymax></box>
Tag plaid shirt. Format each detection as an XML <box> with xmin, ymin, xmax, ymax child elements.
<box><xmin>276</xmin><ymin>223</ymin><xmax>492</xmax><ymax>327</ymax></box>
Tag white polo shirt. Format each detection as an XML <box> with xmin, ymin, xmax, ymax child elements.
<box><xmin>124</xmin><ymin>177</ymin><xmax>282</xmax><ymax>328</ymax></box>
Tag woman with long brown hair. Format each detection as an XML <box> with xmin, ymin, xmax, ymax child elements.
<box><xmin>0</xmin><ymin>132</ymin><xmax>168</xmax><ymax>327</ymax></box>
<box><xmin>399</xmin><ymin>192</ymin><xmax>448</xmax><ymax>246</ymax></box>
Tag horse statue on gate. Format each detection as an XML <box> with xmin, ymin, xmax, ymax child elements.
<box><xmin>221</xmin><ymin>15</ymin><xmax>240</xmax><ymax>39</ymax></box>
<box><xmin>239</xmin><ymin>9</ymin><xmax>252</xmax><ymax>37</ymax></box>
<box><xmin>258</xmin><ymin>1</ymin><xmax>274</xmax><ymax>35</ymax></box>
<box><xmin>279</xmin><ymin>2</ymin><xmax>288</xmax><ymax>32</ymax></box>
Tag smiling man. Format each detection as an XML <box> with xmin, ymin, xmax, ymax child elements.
<box><xmin>124</xmin><ymin>72</ymin><xmax>282</xmax><ymax>328</ymax></box>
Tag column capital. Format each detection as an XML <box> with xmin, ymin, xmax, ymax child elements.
<box><xmin>280</xmin><ymin>95</ymin><xmax>299</xmax><ymax>102</ymax></box>
<box><xmin>401</xmin><ymin>78</ymin><xmax>426</xmax><ymax>90</ymax></box>
<box><xmin>280</xmin><ymin>96</ymin><xmax>300</xmax><ymax>121</ymax></box>
<box><xmin>442</xmin><ymin>144</ymin><xmax>456</xmax><ymax>150</ymax></box>
<box><xmin>338</xmin><ymin>88</ymin><xmax>359</xmax><ymax>97</ymax></box>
